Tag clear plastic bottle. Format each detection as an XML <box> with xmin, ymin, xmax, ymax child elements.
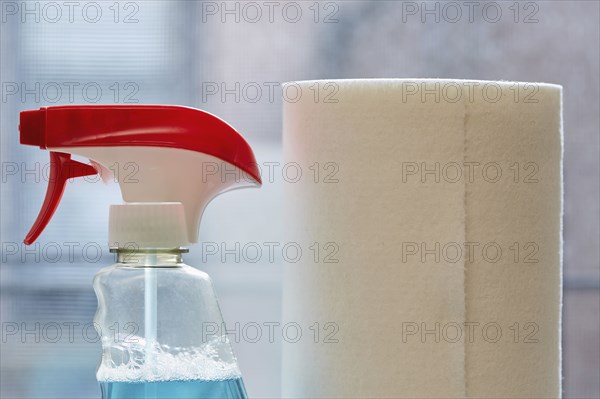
<box><xmin>18</xmin><ymin>105</ymin><xmax>261</xmax><ymax>398</ymax></box>
<box><xmin>93</xmin><ymin>249</ymin><xmax>248</xmax><ymax>399</ymax></box>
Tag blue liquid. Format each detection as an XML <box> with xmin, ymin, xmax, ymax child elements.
<box><xmin>100</xmin><ymin>378</ymin><xmax>248</xmax><ymax>399</ymax></box>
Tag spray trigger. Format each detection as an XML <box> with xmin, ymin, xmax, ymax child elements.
<box><xmin>24</xmin><ymin>151</ymin><xmax>97</xmax><ymax>245</ymax></box>
<box><xmin>90</xmin><ymin>160</ymin><xmax>114</xmax><ymax>183</ymax></box>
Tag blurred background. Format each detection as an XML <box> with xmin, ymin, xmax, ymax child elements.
<box><xmin>1</xmin><ymin>1</ymin><xmax>598</xmax><ymax>398</ymax></box>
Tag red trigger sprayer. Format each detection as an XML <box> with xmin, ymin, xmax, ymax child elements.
<box><xmin>20</xmin><ymin>105</ymin><xmax>261</xmax><ymax>399</ymax></box>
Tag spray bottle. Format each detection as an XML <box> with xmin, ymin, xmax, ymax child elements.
<box><xmin>19</xmin><ymin>105</ymin><xmax>262</xmax><ymax>399</ymax></box>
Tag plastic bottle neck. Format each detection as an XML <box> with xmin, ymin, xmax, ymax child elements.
<box><xmin>111</xmin><ymin>248</ymin><xmax>188</xmax><ymax>267</ymax></box>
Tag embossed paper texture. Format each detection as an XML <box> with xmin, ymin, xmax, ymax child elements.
<box><xmin>282</xmin><ymin>79</ymin><xmax>562</xmax><ymax>398</ymax></box>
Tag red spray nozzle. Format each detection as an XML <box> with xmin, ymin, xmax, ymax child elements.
<box><xmin>19</xmin><ymin>105</ymin><xmax>262</xmax><ymax>245</ymax></box>
<box><xmin>20</xmin><ymin>109</ymin><xmax>47</xmax><ymax>147</ymax></box>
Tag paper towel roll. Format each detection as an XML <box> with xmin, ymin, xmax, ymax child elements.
<box><xmin>282</xmin><ymin>79</ymin><xmax>562</xmax><ymax>398</ymax></box>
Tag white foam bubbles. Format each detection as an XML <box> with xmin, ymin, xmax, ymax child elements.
<box><xmin>97</xmin><ymin>336</ymin><xmax>242</xmax><ymax>383</ymax></box>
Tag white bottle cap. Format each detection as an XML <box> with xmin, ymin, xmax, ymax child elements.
<box><xmin>109</xmin><ymin>203</ymin><xmax>189</xmax><ymax>249</ymax></box>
